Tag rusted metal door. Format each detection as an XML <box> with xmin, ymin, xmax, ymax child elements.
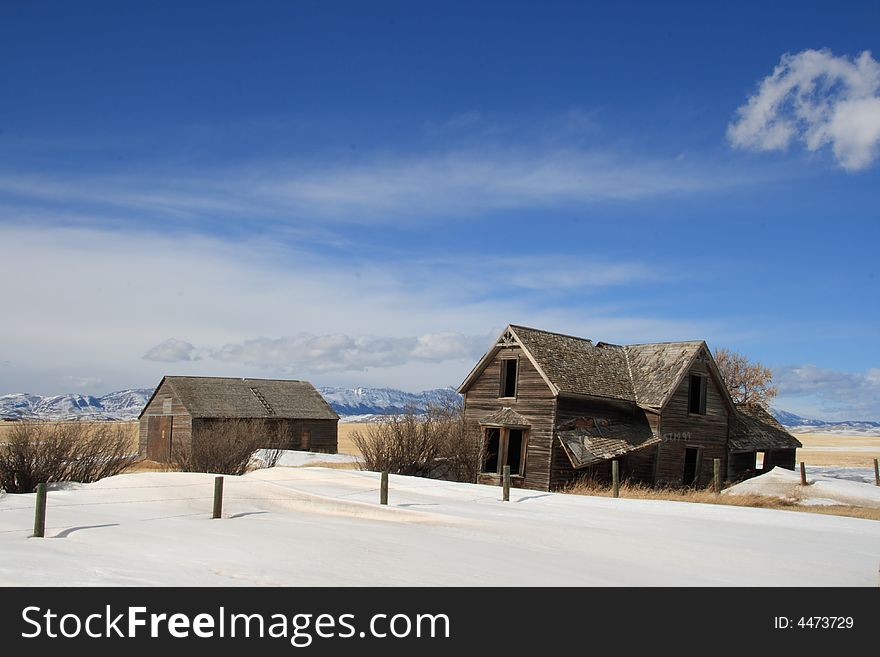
<box><xmin>146</xmin><ymin>415</ymin><xmax>172</xmax><ymax>462</ymax></box>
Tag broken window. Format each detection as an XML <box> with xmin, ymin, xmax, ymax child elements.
<box><xmin>500</xmin><ymin>358</ymin><xmax>518</xmax><ymax>398</ymax></box>
<box><xmin>482</xmin><ymin>428</ymin><xmax>501</xmax><ymax>473</ymax></box>
<box><xmin>688</xmin><ymin>374</ymin><xmax>707</xmax><ymax>414</ymax></box>
<box><xmin>481</xmin><ymin>427</ymin><xmax>527</xmax><ymax>475</ymax></box>
<box><xmin>507</xmin><ymin>429</ymin><xmax>524</xmax><ymax>472</ymax></box>
<box><xmin>756</xmin><ymin>450</ymin><xmax>765</xmax><ymax>471</ymax></box>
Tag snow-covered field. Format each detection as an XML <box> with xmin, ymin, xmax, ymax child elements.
<box><xmin>725</xmin><ymin>467</ymin><xmax>880</xmax><ymax>508</ymax></box>
<box><xmin>1</xmin><ymin>467</ymin><xmax>878</xmax><ymax>587</ymax></box>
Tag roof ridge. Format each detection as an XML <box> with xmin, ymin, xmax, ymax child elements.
<box><xmin>509</xmin><ymin>324</ymin><xmax>594</xmax><ymax>345</ymax></box>
<box><xmin>624</xmin><ymin>340</ymin><xmax>705</xmax><ymax>347</ymax></box>
<box><xmin>165</xmin><ymin>375</ymin><xmax>307</xmax><ymax>383</ymax></box>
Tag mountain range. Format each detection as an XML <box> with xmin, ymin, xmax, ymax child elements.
<box><xmin>1</xmin><ymin>387</ymin><xmax>878</xmax><ymax>434</ymax></box>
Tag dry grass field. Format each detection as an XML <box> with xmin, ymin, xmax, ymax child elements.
<box><xmin>792</xmin><ymin>433</ymin><xmax>880</xmax><ymax>467</ymax></box>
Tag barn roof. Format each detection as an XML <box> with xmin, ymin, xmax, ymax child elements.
<box><xmin>729</xmin><ymin>403</ymin><xmax>801</xmax><ymax>452</ymax></box>
<box><xmin>556</xmin><ymin>415</ymin><xmax>660</xmax><ymax>469</ymax></box>
<box><xmin>459</xmin><ymin>325</ymin><xmax>719</xmax><ymax>409</ymax></box>
<box><xmin>142</xmin><ymin>376</ymin><xmax>338</xmax><ymax>420</ymax></box>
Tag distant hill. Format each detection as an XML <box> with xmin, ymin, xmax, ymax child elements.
<box><xmin>0</xmin><ymin>386</ymin><xmax>461</xmax><ymax>422</ymax></box>
<box><xmin>3</xmin><ymin>387</ymin><xmax>878</xmax><ymax>434</ymax></box>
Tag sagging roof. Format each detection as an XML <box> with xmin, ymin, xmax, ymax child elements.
<box><xmin>141</xmin><ymin>376</ymin><xmax>339</xmax><ymax>421</ymax></box>
<box><xmin>556</xmin><ymin>415</ymin><xmax>660</xmax><ymax>469</ymax></box>
<box><xmin>729</xmin><ymin>403</ymin><xmax>801</xmax><ymax>452</ymax></box>
<box><xmin>459</xmin><ymin>324</ymin><xmax>718</xmax><ymax>409</ymax></box>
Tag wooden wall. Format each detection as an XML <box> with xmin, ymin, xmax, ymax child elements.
<box><xmin>138</xmin><ymin>380</ymin><xmax>192</xmax><ymax>459</ymax></box>
<box><xmin>464</xmin><ymin>345</ymin><xmax>556</xmax><ymax>491</ymax></box>
<box><xmin>192</xmin><ymin>418</ymin><xmax>338</xmax><ymax>454</ymax></box>
<box><xmin>656</xmin><ymin>358</ymin><xmax>730</xmax><ymax>487</ymax></box>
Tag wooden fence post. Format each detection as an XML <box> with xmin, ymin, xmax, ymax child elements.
<box><xmin>612</xmin><ymin>460</ymin><xmax>620</xmax><ymax>498</ymax></box>
<box><xmin>502</xmin><ymin>465</ymin><xmax>510</xmax><ymax>501</ymax></box>
<box><xmin>380</xmin><ymin>471</ymin><xmax>389</xmax><ymax>505</ymax></box>
<box><xmin>33</xmin><ymin>482</ymin><xmax>47</xmax><ymax>538</ymax></box>
<box><xmin>212</xmin><ymin>476</ymin><xmax>224</xmax><ymax>519</ymax></box>
<box><xmin>874</xmin><ymin>458</ymin><xmax>879</xmax><ymax>487</ymax></box>
<box><xmin>713</xmin><ymin>458</ymin><xmax>721</xmax><ymax>494</ymax></box>
<box><xmin>800</xmin><ymin>462</ymin><xmax>807</xmax><ymax>486</ymax></box>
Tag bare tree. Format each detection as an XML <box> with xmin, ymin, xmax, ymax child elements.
<box><xmin>0</xmin><ymin>421</ymin><xmax>138</xmax><ymax>493</ymax></box>
<box><xmin>714</xmin><ymin>347</ymin><xmax>778</xmax><ymax>406</ymax></box>
<box><xmin>171</xmin><ymin>418</ymin><xmax>287</xmax><ymax>476</ymax></box>
<box><xmin>352</xmin><ymin>400</ymin><xmax>481</xmax><ymax>482</ymax></box>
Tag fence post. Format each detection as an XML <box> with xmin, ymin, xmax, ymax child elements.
<box><xmin>213</xmin><ymin>476</ymin><xmax>224</xmax><ymax>519</ymax></box>
<box><xmin>713</xmin><ymin>458</ymin><xmax>721</xmax><ymax>495</ymax></box>
<box><xmin>502</xmin><ymin>465</ymin><xmax>510</xmax><ymax>501</ymax></box>
<box><xmin>800</xmin><ymin>462</ymin><xmax>807</xmax><ymax>486</ymax></box>
<box><xmin>612</xmin><ymin>460</ymin><xmax>620</xmax><ymax>498</ymax></box>
<box><xmin>33</xmin><ymin>482</ymin><xmax>47</xmax><ymax>538</ymax></box>
<box><xmin>380</xmin><ymin>471</ymin><xmax>389</xmax><ymax>505</ymax></box>
<box><xmin>874</xmin><ymin>458</ymin><xmax>879</xmax><ymax>487</ymax></box>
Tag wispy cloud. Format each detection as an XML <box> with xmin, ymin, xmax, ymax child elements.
<box><xmin>728</xmin><ymin>49</ymin><xmax>880</xmax><ymax>171</ymax></box>
<box><xmin>0</xmin><ymin>146</ymin><xmax>746</xmax><ymax>228</ymax></box>
<box><xmin>775</xmin><ymin>364</ymin><xmax>880</xmax><ymax>420</ymax></box>
<box><xmin>147</xmin><ymin>331</ymin><xmax>492</xmax><ymax>373</ymax></box>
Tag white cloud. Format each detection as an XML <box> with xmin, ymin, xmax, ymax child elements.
<box><xmin>774</xmin><ymin>364</ymin><xmax>880</xmax><ymax>420</ymax></box>
<box><xmin>0</xmin><ymin>224</ymin><xmax>711</xmax><ymax>395</ymax></box>
<box><xmin>143</xmin><ymin>339</ymin><xmax>202</xmax><ymax>362</ymax></box>
<box><xmin>164</xmin><ymin>331</ymin><xmax>492</xmax><ymax>373</ymax></box>
<box><xmin>728</xmin><ymin>49</ymin><xmax>880</xmax><ymax>171</ymax></box>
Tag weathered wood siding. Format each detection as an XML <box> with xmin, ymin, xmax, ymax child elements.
<box><xmin>657</xmin><ymin>359</ymin><xmax>729</xmax><ymax>487</ymax></box>
<box><xmin>191</xmin><ymin>418</ymin><xmax>338</xmax><ymax>453</ymax></box>
<box><xmin>463</xmin><ymin>345</ymin><xmax>556</xmax><ymax>491</ymax></box>
<box><xmin>138</xmin><ymin>380</ymin><xmax>192</xmax><ymax>458</ymax></box>
<box><xmin>550</xmin><ymin>395</ymin><xmax>658</xmax><ymax>488</ymax></box>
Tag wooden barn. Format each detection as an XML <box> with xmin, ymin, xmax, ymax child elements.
<box><xmin>138</xmin><ymin>376</ymin><xmax>339</xmax><ymax>462</ymax></box>
<box><xmin>458</xmin><ymin>325</ymin><xmax>800</xmax><ymax>492</ymax></box>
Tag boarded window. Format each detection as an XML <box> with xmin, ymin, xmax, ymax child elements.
<box><xmin>500</xmin><ymin>359</ymin><xmax>518</xmax><ymax>398</ymax></box>
<box><xmin>688</xmin><ymin>374</ymin><xmax>707</xmax><ymax>414</ymax></box>
<box><xmin>482</xmin><ymin>428</ymin><xmax>501</xmax><ymax>473</ymax></box>
<box><xmin>162</xmin><ymin>398</ymin><xmax>172</xmax><ymax>413</ymax></box>
<box><xmin>301</xmin><ymin>430</ymin><xmax>311</xmax><ymax>450</ymax></box>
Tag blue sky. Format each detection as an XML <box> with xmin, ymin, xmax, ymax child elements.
<box><xmin>1</xmin><ymin>1</ymin><xmax>879</xmax><ymax>419</ymax></box>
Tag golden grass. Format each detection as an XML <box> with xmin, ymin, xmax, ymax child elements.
<box><xmin>337</xmin><ymin>422</ymin><xmax>376</xmax><ymax>457</ymax></box>
<box><xmin>564</xmin><ymin>479</ymin><xmax>880</xmax><ymax>521</ymax></box>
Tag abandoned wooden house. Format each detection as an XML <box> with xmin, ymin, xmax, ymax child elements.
<box><xmin>458</xmin><ymin>325</ymin><xmax>801</xmax><ymax>492</ymax></box>
<box><xmin>138</xmin><ymin>376</ymin><xmax>339</xmax><ymax>462</ymax></box>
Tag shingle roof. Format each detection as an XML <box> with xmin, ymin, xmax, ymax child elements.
<box><xmin>160</xmin><ymin>376</ymin><xmax>338</xmax><ymax>420</ymax></box>
<box><xmin>507</xmin><ymin>325</ymin><xmax>704</xmax><ymax>406</ymax></box>
<box><xmin>556</xmin><ymin>415</ymin><xmax>660</xmax><ymax>469</ymax></box>
<box><xmin>624</xmin><ymin>341</ymin><xmax>705</xmax><ymax>407</ymax></box>
<box><xmin>510</xmin><ymin>325</ymin><xmax>635</xmax><ymax>401</ymax></box>
<box><xmin>729</xmin><ymin>403</ymin><xmax>801</xmax><ymax>451</ymax></box>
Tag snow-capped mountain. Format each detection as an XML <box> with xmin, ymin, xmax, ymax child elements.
<box><xmin>771</xmin><ymin>408</ymin><xmax>880</xmax><ymax>436</ymax></box>
<box><xmin>0</xmin><ymin>389</ymin><xmax>154</xmax><ymax>421</ymax></box>
<box><xmin>0</xmin><ymin>386</ymin><xmax>461</xmax><ymax>422</ymax></box>
<box><xmin>317</xmin><ymin>386</ymin><xmax>461</xmax><ymax>417</ymax></box>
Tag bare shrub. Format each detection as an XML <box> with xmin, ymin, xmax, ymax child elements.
<box><xmin>351</xmin><ymin>401</ymin><xmax>481</xmax><ymax>482</ymax></box>
<box><xmin>0</xmin><ymin>421</ymin><xmax>138</xmax><ymax>493</ymax></box>
<box><xmin>171</xmin><ymin>419</ymin><xmax>287</xmax><ymax>476</ymax></box>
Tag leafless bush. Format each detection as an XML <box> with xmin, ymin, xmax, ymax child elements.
<box><xmin>0</xmin><ymin>421</ymin><xmax>138</xmax><ymax>493</ymax></box>
<box><xmin>351</xmin><ymin>401</ymin><xmax>481</xmax><ymax>482</ymax></box>
<box><xmin>171</xmin><ymin>419</ymin><xmax>287</xmax><ymax>476</ymax></box>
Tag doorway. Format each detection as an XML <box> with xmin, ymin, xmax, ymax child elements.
<box><xmin>683</xmin><ymin>446</ymin><xmax>701</xmax><ymax>486</ymax></box>
<box><xmin>146</xmin><ymin>415</ymin><xmax>173</xmax><ymax>462</ymax></box>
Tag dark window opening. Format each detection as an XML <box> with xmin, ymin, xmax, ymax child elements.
<box><xmin>500</xmin><ymin>359</ymin><xmax>518</xmax><ymax>398</ymax></box>
<box><xmin>683</xmin><ymin>447</ymin><xmax>700</xmax><ymax>486</ymax></box>
<box><xmin>482</xmin><ymin>428</ymin><xmax>501</xmax><ymax>473</ymax></box>
<box><xmin>507</xmin><ymin>429</ymin><xmax>524</xmax><ymax>473</ymax></box>
<box><xmin>688</xmin><ymin>374</ymin><xmax>707</xmax><ymax>414</ymax></box>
